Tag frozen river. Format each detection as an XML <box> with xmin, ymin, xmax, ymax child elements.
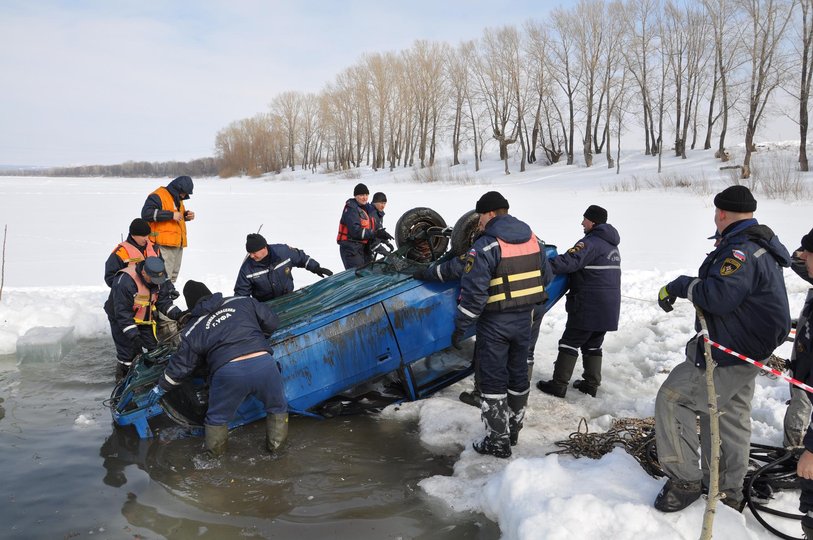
<box><xmin>0</xmin><ymin>339</ymin><xmax>498</xmax><ymax>539</ymax></box>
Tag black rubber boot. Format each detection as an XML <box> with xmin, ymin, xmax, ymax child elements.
<box><xmin>507</xmin><ymin>391</ymin><xmax>529</xmax><ymax>446</ymax></box>
<box><xmin>204</xmin><ymin>424</ymin><xmax>229</xmax><ymax>458</ymax></box>
<box><xmin>266</xmin><ymin>413</ymin><xmax>288</xmax><ymax>452</ymax></box>
<box><xmin>537</xmin><ymin>352</ymin><xmax>577</xmax><ymax>398</ymax></box>
<box><xmin>472</xmin><ymin>397</ymin><xmax>511</xmax><ymax>458</ymax></box>
<box><xmin>115</xmin><ymin>362</ymin><xmax>130</xmax><ymax>384</ymax></box>
<box><xmin>573</xmin><ymin>355</ymin><xmax>602</xmax><ymax>397</ymax></box>
<box><xmin>653</xmin><ymin>478</ymin><xmax>702</xmax><ymax>512</ymax></box>
<box><xmin>803</xmin><ymin>513</ymin><xmax>813</xmax><ymax>539</ymax></box>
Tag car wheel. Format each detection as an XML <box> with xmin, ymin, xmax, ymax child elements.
<box><xmin>395</xmin><ymin>207</ymin><xmax>449</xmax><ymax>262</ymax></box>
<box><xmin>450</xmin><ymin>209</ymin><xmax>480</xmax><ymax>256</ymax></box>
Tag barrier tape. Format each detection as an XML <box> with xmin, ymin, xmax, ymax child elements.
<box><xmin>701</xmin><ymin>332</ymin><xmax>813</xmax><ymax>393</ymax></box>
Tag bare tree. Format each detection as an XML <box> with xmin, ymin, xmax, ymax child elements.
<box><xmin>473</xmin><ymin>27</ymin><xmax>521</xmax><ymax>174</ymax></box>
<box><xmin>548</xmin><ymin>9</ymin><xmax>583</xmax><ymax>165</ymax></box>
<box><xmin>574</xmin><ymin>0</ymin><xmax>605</xmax><ymax>167</ymax></box>
<box><xmin>738</xmin><ymin>0</ymin><xmax>794</xmax><ymax>178</ymax></box>
<box><xmin>623</xmin><ymin>0</ymin><xmax>661</xmax><ymax>156</ymax></box>
<box><xmin>798</xmin><ymin>0</ymin><xmax>813</xmax><ymax>170</ymax></box>
<box><xmin>270</xmin><ymin>91</ymin><xmax>303</xmax><ymax>171</ymax></box>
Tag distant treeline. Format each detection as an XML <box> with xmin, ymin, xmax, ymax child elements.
<box><xmin>0</xmin><ymin>157</ymin><xmax>219</xmax><ymax>178</ymax></box>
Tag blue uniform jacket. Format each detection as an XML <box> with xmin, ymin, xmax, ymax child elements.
<box><xmin>550</xmin><ymin>223</ymin><xmax>621</xmax><ymax>332</ymax></box>
<box><xmin>158</xmin><ymin>293</ymin><xmax>280</xmax><ymax>391</ymax></box>
<box><xmin>454</xmin><ymin>215</ymin><xmax>550</xmax><ymax>333</ymax></box>
<box><xmin>338</xmin><ymin>198</ymin><xmax>375</xmax><ymax>243</ymax></box>
<box><xmin>668</xmin><ymin>219</ymin><xmax>791</xmax><ymax>368</ymax></box>
<box><xmin>141</xmin><ymin>176</ymin><xmax>193</xmax><ymax>223</ymax></box>
<box><xmin>103</xmin><ymin>266</ymin><xmax>181</xmax><ymax>340</ymax></box>
<box><xmin>234</xmin><ymin>243</ymin><xmax>320</xmax><ymax>302</ymax></box>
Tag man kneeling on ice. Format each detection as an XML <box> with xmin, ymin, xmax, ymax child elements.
<box><xmin>145</xmin><ymin>280</ymin><xmax>288</xmax><ymax>457</ymax></box>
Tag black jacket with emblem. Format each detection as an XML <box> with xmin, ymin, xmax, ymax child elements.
<box><xmin>158</xmin><ymin>293</ymin><xmax>279</xmax><ymax>391</ymax></box>
<box><xmin>234</xmin><ymin>243</ymin><xmax>321</xmax><ymax>302</ymax></box>
<box><xmin>550</xmin><ymin>223</ymin><xmax>621</xmax><ymax>332</ymax></box>
<box><xmin>667</xmin><ymin>218</ymin><xmax>791</xmax><ymax>368</ymax></box>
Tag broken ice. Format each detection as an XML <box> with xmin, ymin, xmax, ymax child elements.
<box><xmin>16</xmin><ymin>326</ymin><xmax>76</xmax><ymax>363</ymax></box>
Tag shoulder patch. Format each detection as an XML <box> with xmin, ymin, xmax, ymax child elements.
<box><xmin>732</xmin><ymin>249</ymin><xmax>746</xmax><ymax>262</ymax></box>
<box><xmin>567</xmin><ymin>241</ymin><xmax>585</xmax><ymax>254</ymax></box>
<box><xmin>720</xmin><ymin>258</ymin><xmax>742</xmax><ymax>276</ymax></box>
<box><xmin>464</xmin><ymin>249</ymin><xmax>476</xmax><ymax>273</ymax></box>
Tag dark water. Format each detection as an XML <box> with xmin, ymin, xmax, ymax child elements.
<box><xmin>0</xmin><ymin>339</ymin><xmax>499</xmax><ymax>539</ymax></box>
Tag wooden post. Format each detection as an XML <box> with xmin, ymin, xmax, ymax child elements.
<box><xmin>697</xmin><ymin>307</ymin><xmax>722</xmax><ymax>540</ymax></box>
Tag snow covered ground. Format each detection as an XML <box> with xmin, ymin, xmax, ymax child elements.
<box><xmin>0</xmin><ymin>145</ymin><xmax>811</xmax><ymax>539</ymax></box>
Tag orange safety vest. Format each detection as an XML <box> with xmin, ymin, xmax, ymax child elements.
<box><xmin>113</xmin><ymin>240</ymin><xmax>160</xmax><ymax>266</ymax></box>
<box><xmin>148</xmin><ymin>187</ymin><xmax>187</xmax><ymax>248</ymax></box>
<box><xmin>118</xmin><ymin>265</ymin><xmax>159</xmax><ymax>335</ymax></box>
<box><xmin>485</xmin><ymin>233</ymin><xmax>547</xmax><ymax>312</ymax></box>
<box><xmin>336</xmin><ymin>204</ymin><xmax>375</xmax><ymax>243</ymax></box>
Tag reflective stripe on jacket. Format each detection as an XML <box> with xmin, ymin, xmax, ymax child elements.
<box><xmin>149</xmin><ymin>187</ymin><xmax>187</xmax><ymax>247</ymax></box>
<box><xmin>485</xmin><ymin>234</ymin><xmax>546</xmax><ymax>312</ymax></box>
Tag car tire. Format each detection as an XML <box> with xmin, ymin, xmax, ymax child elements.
<box><xmin>450</xmin><ymin>209</ymin><xmax>480</xmax><ymax>256</ymax></box>
<box><xmin>395</xmin><ymin>207</ymin><xmax>449</xmax><ymax>262</ymax></box>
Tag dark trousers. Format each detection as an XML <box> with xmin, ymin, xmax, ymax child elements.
<box><xmin>205</xmin><ymin>353</ymin><xmax>287</xmax><ymax>425</ymax></box>
<box><xmin>339</xmin><ymin>241</ymin><xmax>371</xmax><ymax>270</ymax></box>
<box><xmin>107</xmin><ymin>315</ymin><xmax>156</xmax><ymax>365</ymax></box>
<box><xmin>558</xmin><ymin>327</ymin><xmax>606</xmax><ymax>358</ymax></box>
<box><xmin>476</xmin><ymin>309</ymin><xmax>533</xmax><ymax>395</ymax></box>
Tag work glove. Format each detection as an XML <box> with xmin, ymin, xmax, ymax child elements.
<box><xmin>315</xmin><ymin>266</ymin><xmax>333</xmax><ymax>278</ymax></box>
<box><xmin>451</xmin><ymin>328</ymin><xmax>465</xmax><ymax>350</ymax></box>
<box><xmin>178</xmin><ymin>310</ymin><xmax>193</xmax><ymax>326</ymax></box>
<box><xmin>412</xmin><ymin>269</ymin><xmax>427</xmax><ymax>280</ymax></box>
<box><xmin>658</xmin><ymin>285</ymin><xmax>676</xmax><ymax>313</ymax></box>
<box><xmin>168</xmin><ymin>289</ymin><xmax>180</xmax><ymax>300</ymax></box>
<box><xmin>375</xmin><ymin>228</ymin><xmax>394</xmax><ymax>241</ymax></box>
<box><xmin>145</xmin><ymin>385</ymin><xmax>166</xmax><ymax>407</ymax></box>
<box><xmin>131</xmin><ymin>334</ymin><xmax>147</xmax><ymax>354</ymax></box>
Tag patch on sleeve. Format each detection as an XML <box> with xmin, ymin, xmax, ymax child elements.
<box><xmin>720</xmin><ymin>258</ymin><xmax>742</xmax><ymax>276</ymax></box>
<box><xmin>464</xmin><ymin>249</ymin><xmax>476</xmax><ymax>273</ymax></box>
<box><xmin>567</xmin><ymin>241</ymin><xmax>585</xmax><ymax>254</ymax></box>
<box><xmin>732</xmin><ymin>249</ymin><xmax>746</xmax><ymax>262</ymax></box>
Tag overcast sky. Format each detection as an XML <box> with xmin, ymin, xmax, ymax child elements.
<box><xmin>0</xmin><ymin>0</ymin><xmax>558</xmax><ymax>167</ymax></box>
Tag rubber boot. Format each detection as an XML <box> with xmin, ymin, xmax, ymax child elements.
<box><xmin>803</xmin><ymin>512</ymin><xmax>813</xmax><ymax>539</ymax></box>
<box><xmin>115</xmin><ymin>362</ymin><xmax>130</xmax><ymax>384</ymax></box>
<box><xmin>472</xmin><ymin>396</ymin><xmax>511</xmax><ymax>458</ymax></box>
<box><xmin>507</xmin><ymin>391</ymin><xmax>529</xmax><ymax>446</ymax></box>
<box><xmin>653</xmin><ymin>478</ymin><xmax>702</xmax><ymax>512</ymax></box>
<box><xmin>459</xmin><ymin>345</ymin><xmax>482</xmax><ymax>408</ymax></box>
<box><xmin>266</xmin><ymin>413</ymin><xmax>289</xmax><ymax>452</ymax></box>
<box><xmin>573</xmin><ymin>355</ymin><xmax>602</xmax><ymax>397</ymax></box>
<box><xmin>536</xmin><ymin>352</ymin><xmax>577</xmax><ymax>398</ymax></box>
<box><xmin>204</xmin><ymin>424</ymin><xmax>229</xmax><ymax>458</ymax></box>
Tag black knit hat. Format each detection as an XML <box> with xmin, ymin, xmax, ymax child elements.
<box><xmin>475</xmin><ymin>191</ymin><xmax>509</xmax><ymax>214</ymax></box>
<box><xmin>713</xmin><ymin>185</ymin><xmax>757</xmax><ymax>213</ymax></box>
<box><xmin>802</xmin><ymin>227</ymin><xmax>813</xmax><ymax>252</ymax></box>
<box><xmin>183</xmin><ymin>280</ymin><xmax>212</xmax><ymax>310</ymax></box>
<box><xmin>583</xmin><ymin>205</ymin><xmax>608</xmax><ymax>225</ymax></box>
<box><xmin>372</xmin><ymin>192</ymin><xmax>387</xmax><ymax>203</ymax></box>
<box><xmin>354</xmin><ymin>183</ymin><xmax>369</xmax><ymax>196</ymax></box>
<box><xmin>129</xmin><ymin>218</ymin><xmax>151</xmax><ymax>236</ymax></box>
<box><xmin>245</xmin><ymin>233</ymin><xmax>267</xmax><ymax>253</ymax></box>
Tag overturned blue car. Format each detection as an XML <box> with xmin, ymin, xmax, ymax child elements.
<box><xmin>109</xmin><ymin>208</ymin><xmax>567</xmax><ymax>438</ymax></box>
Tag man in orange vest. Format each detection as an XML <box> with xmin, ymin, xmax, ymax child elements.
<box><xmin>104</xmin><ymin>218</ymin><xmax>162</xmax><ymax>287</ymax></box>
<box><xmin>104</xmin><ymin>257</ymin><xmax>184</xmax><ymax>382</ymax></box>
<box><xmin>336</xmin><ymin>183</ymin><xmax>391</xmax><ymax>269</ymax></box>
<box><xmin>141</xmin><ymin>175</ymin><xmax>195</xmax><ymax>283</ymax></box>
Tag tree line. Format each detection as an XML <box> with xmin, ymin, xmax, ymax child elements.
<box><xmin>216</xmin><ymin>0</ymin><xmax>811</xmax><ymax>179</ymax></box>
<box><xmin>0</xmin><ymin>158</ymin><xmax>219</xmax><ymax>178</ymax></box>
